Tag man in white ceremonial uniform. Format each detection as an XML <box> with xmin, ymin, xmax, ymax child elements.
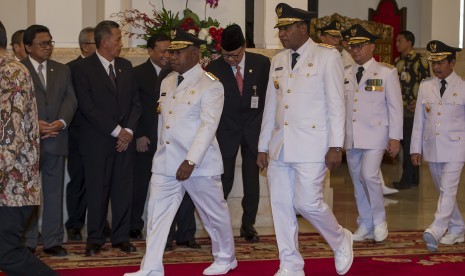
<box><xmin>125</xmin><ymin>28</ymin><xmax>236</xmax><ymax>276</ymax></box>
<box><xmin>344</xmin><ymin>24</ymin><xmax>403</xmax><ymax>242</ymax></box>
<box><xmin>411</xmin><ymin>40</ymin><xmax>465</xmax><ymax>251</ymax></box>
<box><xmin>257</xmin><ymin>3</ymin><xmax>353</xmax><ymax>276</ymax></box>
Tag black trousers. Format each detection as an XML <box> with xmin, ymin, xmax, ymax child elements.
<box><xmin>83</xmin><ymin>148</ymin><xmax>134</xmax><ymax>245</ymax></box>
<box><xmin>0</xmin><ymin>206</ymin><xmax>56</xmax><ymax>276</ymax></box>
<box><xmin>65</xmin><ymin>125</ymin><xmax>87</xmax><ymax>231</ymax></box>
<box><xmin>130</xmin><ymin>151</ymin><xmax>154</xmax><ymax>231</ymax></box>
<box><xmin>221</xmin><ymin>138</ymin><xmax>260</xmax><ymax>226</ymax></box>
<box><xmin>167</xmin><ymin>193</ymin><xmax>197</xmax><ymax>243</ymax></box>
<box><xmin>398</xmin><ymin>116</ymin><xmax>419</xmax><ymax>185</ymax></box>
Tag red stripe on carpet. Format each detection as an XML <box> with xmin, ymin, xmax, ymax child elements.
<box><xmin>37</xmin><ymin>254</ymin><xmax>465</xmax><ymax>276</ymax></box>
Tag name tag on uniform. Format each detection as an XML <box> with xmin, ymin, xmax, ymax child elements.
<box><xmin>251</xmin><ymin>95</ymin><xmax>259</xmax><ymax>108</ymax></box>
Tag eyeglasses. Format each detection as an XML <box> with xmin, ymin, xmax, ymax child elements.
<box><xmin>348</xmin><ymin>43</ymin><xmax>369</xmax><ymax>51</ymax></box>
<box><xmin>222</xmin><ymin>47</ymin><xmax>243</xmax><ymax>59</ymax></box>
<box><xmin>32</xmin><ymin>40</ymin><xmax>55</xmax><ymax>48</ymax></box>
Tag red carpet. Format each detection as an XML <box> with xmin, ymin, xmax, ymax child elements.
<box><xmin>56</xmin><ymin>255</ymin><xmax>465</xmax><ymax>275</ymax></box>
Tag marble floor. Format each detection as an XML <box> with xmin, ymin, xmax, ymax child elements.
<box><xmin>204</xmin><ymin>158</ymin><xmax>465</xmax><ymax>238</ymax></box>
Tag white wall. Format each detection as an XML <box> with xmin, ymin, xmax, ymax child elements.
<box><xmin>0</xmin><ymin>0</ymin><xmax>28</xmax><ymax>47</ymax></box>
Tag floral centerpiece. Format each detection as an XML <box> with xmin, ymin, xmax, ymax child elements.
<box><xmin>114</xmin><ymin>0</ymin><xmax>225</xmax><ymax>67</ymax></box>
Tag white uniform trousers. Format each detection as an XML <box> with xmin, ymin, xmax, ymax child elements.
<box><xmin>268</xmin><ymin>156</ymin><xmax>344</xmax><ymax>272</ymax></box>
<box><xmin>428</xmin><ymin>162</ymin><xmax>465</xmax><ymax>237</ymax></box>
<box><xmin>346</xmin><ymin>149</ymin><xmax>386</xmax><ymax>230</ymax></box>
<box><xmin>140</xmin><ymin>174</ymin><xmax>235</xmax><ymax>275</ymax></box>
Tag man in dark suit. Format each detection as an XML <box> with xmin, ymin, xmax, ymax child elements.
<box><xmin>22</xmin><ymin>24</ymin><xmax>78</xmax><ymax>256</ymax></box>
<box><xmin>65</xmin><ymin>26</ymin><xmax>97</xmax><ymax>241</ymax></box>
<box><xmin>72</xmin><ymin>20</ymin><xmax>141</xmax><ymax>256</ymax></box>
<box><xmin>130</xmin><ymin>34</ymin><xmax>170</xmax><ymax>240</ymax></box>
<box><xmin>206</xmin><ymin>24</ymin><xmax>270</xmax><ymax>242</ymax></box>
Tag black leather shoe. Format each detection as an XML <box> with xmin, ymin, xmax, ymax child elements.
<box><xmin>393</xmin><ymin>181</ymin><xmax>412</xmax><ymax>190</ymax></box>
<box><xmin>67</xmin><ymin>228</ymin><xmax>83</xmax><ymax>241</ymax></box>
<box><xmin>112</xmin><ymin>241</ymin><xmax>136</xmax><ymax>253</ymax></box>
<box><xmin>103</xmin><ymin>221</ymin><xmax>112</xmax><ymax>239</ymax></box>
<box><xmin>165</xmin><ymin>242</ymin><xmax>174</xmax><ymax>251</ymax></box>
<box><xmin>44</xmin><ymin>245</ymin><xmax>68</xmax><ymax>256</ymax></box>
<box><xmin>176</xmin><ymin>240</ymin><xmax>201</xmax><ymax>249</ymax></box>
<box><xmin>130</xmin><ymin>229</ymin><xmax>143</xmax><ymax>240</ymax></box>
<box><xmin>27</xmin><ymin>247</ymin><xmax>36</xmax><ymax>254</ymax></box>
<box><xmin>85</xmin><ymin>243</ymin><xmax>103</xmax><ymax>256</ymax></box>
<box><xmin>240</xmin><ymin>224</ymin><xmax>260</xmax><ymax>243</ymax></box>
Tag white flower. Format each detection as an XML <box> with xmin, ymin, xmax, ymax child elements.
<box><xmin>187</xmin><ymin>29</ymin><xmax>196</xmax><ymax>35</ymax></box>
<box><xmin>206</xmin><ymin>35</ymin><xmax>213</xmax><ymax>44</ymax></box>
<box><xmin>198</xmin><ymin>28</ymin><xmax>209</xmax><ymax>40</ymax></box>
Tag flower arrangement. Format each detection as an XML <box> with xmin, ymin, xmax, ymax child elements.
<box><xmin>113</xmin><ymin>0</ymin><xmax>225</xmax><ymax>67</ymax></box>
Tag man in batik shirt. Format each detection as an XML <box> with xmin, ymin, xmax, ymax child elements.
<box><xmin>393</xmin><ymin>30</ymin><xmax>430</xmax><ymax>190</ymax></box>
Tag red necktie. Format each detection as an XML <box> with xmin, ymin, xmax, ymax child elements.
<box><xmin>235</xmin><ymin>65</ymin><xmax>243</xmax><ymax>96</ymax></box>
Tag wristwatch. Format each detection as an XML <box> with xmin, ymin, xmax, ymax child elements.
<box><xmin>187</xmin><ymin>160</ymin><xmax>195</xmax><ymax>166</ymax></box>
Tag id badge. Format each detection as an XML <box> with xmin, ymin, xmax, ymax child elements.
<box><xmin>251</xmin><ymin>95</ymin><xmax>259</xmax><ymax>108</ymax></box>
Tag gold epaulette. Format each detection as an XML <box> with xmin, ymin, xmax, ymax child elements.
<box><xmin>205</xmin><ymin>72</ymin><xmax>218</xmax><ymax>81</ymax></box>
<box><xmin>421</xmin><ymin>77</ymin><xmax>434</xmax><ymax>83</ymax></box>
<box><xmin>380</xmin><ymin>62</ymin><xmax>395</xmax><ymax>69</ymax></box>
<box><xmin>318</xmin><ymin>43</ymin><xmax>335</xmax><ymax>49</ymax></box>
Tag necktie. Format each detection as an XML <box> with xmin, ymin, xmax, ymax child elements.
<box><xmin>356</xmin><ymin>66</ymin><xmax>364</xmax><ymax>84</ymax></box>
<box><xmin>109</xmin><ymin>64</ymin><xmax>117</xmax><ymax>88</ymax></box>
<box><xmin>291</xmin><ymin>53</ymin><xmax>299</xmax><ymax>69</ymax></box>
<box><xmin>177</xmin><ymin>75</ymin><xmax>184</xmax><ymax>86</ymax></box>
<box><xmin>440</xmin><ymin>79</ymin><xmax>447</xmax><ymax>97</ymax></box>
<box><xmin>235</xmin><ymin>65</ymin><xmax>243</xmax><ymax>95</ymax></box>
<box><xmin>38</xmin><ymin>63</ymin><xmax>46</xmax><ymax>88</ymax></box>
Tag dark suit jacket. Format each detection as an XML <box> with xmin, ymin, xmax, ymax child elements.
<box><xmin>72</xmin><ymin>53</ymin><xmax>141</xmax><ymax>155</ymax></box>
<box><xmin>206</xmin><ymin>52</ymin><xmax>270</xmax><ymax>158</ymax></box>
<box><xmin>22</xmin><ymin>57</ymin><xmax>77</xmax><ymax>155</ymax></box>
<box><xmin>67</xmin><ymin>56</ymin><xmax>83</xmax><ymax>129</ymax></box>
<box><xmin>133</xmin><ymin>59</ymin><xmax>165</xmax><ymax>155</ymax></box>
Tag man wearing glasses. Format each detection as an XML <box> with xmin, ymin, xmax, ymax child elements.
<box><xmin>343</xmin><ymin>24</ymin><xmax>403</xmax><ymax>243</ymax></box>
<box><xmin>22</xmin><ymin>24</ymin><xmax>77</xmax><ymax>256</ymax></box>
<box><xmin>206</xmin><ymin>24</ymin><xmax>270</xmax><ymax>243</ymax></box>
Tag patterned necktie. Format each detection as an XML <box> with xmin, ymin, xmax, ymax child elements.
<box><xmin>109</xmin><ymin>64</ymin><xmax>117</xmax><ymax>88</ymax></box>
<box><xmin>291</xmin><ymin>52</ymin><xmax>299</xmax><ymax>69</ymax></box>
<box><xmin>177</xmin><ymin>75</ymin><xmax>184</xmax><ymax>86</ymax></box>
<box><xmin>440</xmin><ymin>79</ymin><xmax>447</xmax><ymax>97</ymax></box>
<box><xmin>356</xmin><ymin>66</ymin><xmax>364</xmax><ymax>84</ymax></box>
<box><xmin>38</xmin><ymin>63</ymin><xmax>46</xmax><ymax>88</ymax></box>
<box><xmin>235</xmin><ymin>65</ymin><xmax>243</xmax><ymax>95</ymax></box>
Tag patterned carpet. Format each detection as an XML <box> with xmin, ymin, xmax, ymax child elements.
<box><xmin>30</xmin><ymin>231</ymin><xmax>465</xmax><ymax>270</ymax></box>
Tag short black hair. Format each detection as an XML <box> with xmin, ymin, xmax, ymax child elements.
<box><xmin>0</xmin><ymin>20</ymin><xmax>7</xmax><ymax>49</ymax></box>
<box><xmin>11</xmin><ymin>29</ymin><xmax>24</xmax><ymax>46</ymax></box>
<box><xmin>147</xmin><ymin>33</ymin><xmax>170</xmax><ymax>49</ymax></box>
<box><xmin>94</xmin><ymin>20</ymin><xmax>119</xmax><ymax>49</ymax></box>
<box><xmin>23</xmin><ymin>25</ymin><xmax>51</xmax><ymax>46</ymax></box>
<box><xmin>398</xmin><ymin>30</ymin><xmax>415</xmax><ymax>47</ymax></box>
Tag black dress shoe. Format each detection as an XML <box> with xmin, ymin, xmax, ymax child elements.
<box><xmin>27</xmin><ymin>247</ymin><xmax>36</xmax><ymax>254</ymax></box>
<box><xmin>112</xmin><ymin>241</ymin><xmax>136</xmax><ymax>253</ymax></box>
<box><xmin>85</xmin><ymin>243</ymin><xmax>103</xmax><ymax>256</ymax></box>
<box><xmin>130</xmin><ymin>229</ymin><xmax>143</xmax><ymax>240</ymax></box>
<box><xmin>240</xmin><ymin>225</ymin><xmax>260</xmax><ymax>243</ymax></box>
<box><xmin>176</xmin><ymin>240</ymin><xmax>201</xmax><ymax>249</ymax></box>
<box><xmin>44</xmin><ymin>245</ymin><xmax>68</xmax><ymax>256</ymax></box>
<box><xmin>165</xmin><ymin>242</ymin><xmax>174</xmax><ymax>251</ymax></box>
<box><xmin>393</xmin><ymin>181</ymin><xmax>412</xmax><ymax>190</ymax></box>
<box><xmin>67</xmin><ymin>228</ymin><xmax>83</xmax><ymax>241</ymax></box>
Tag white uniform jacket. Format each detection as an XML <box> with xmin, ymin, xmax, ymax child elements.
<box><xmin>344</xmin><ymin>59</ymin><xmax>403</xmax><ymax>149</ymax></box>
<box><xmin>410</xmin><ymin>71</ymin><xmax>465</xmax><ymax>162</ymax></box>
<box><xmin>258</xmin><ymin>38</ymin><xmax>345</xmax><ymax>163</ymax></box>
<box><xmin>152</xmin><ymin>64</ymin><xmax>225</xmax><ymax>176</ymax></box>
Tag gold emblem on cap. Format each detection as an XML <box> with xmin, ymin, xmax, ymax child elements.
<box><xmin>171</xmin><ymin>29</ymin><xmax>177</xmax><ymax>39</ymax></box>
<box><xmin>336</xmin><ymin>22</ymin><xmax>341</xmax><ymax>30</ymax></box>
<box><xmin>430</xmin><ymin>43</ymin><xmax>437</xmax><ymax>53</ymax></box>
<box><xmin>351</xmin><ymin>28</ymin><xmax>357</xmax><ymax>36</ymax></box>
<box><xmin>276</xmin><ymin>6</ymin><xmax>283</xmax><ymax>17</ymax></box>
